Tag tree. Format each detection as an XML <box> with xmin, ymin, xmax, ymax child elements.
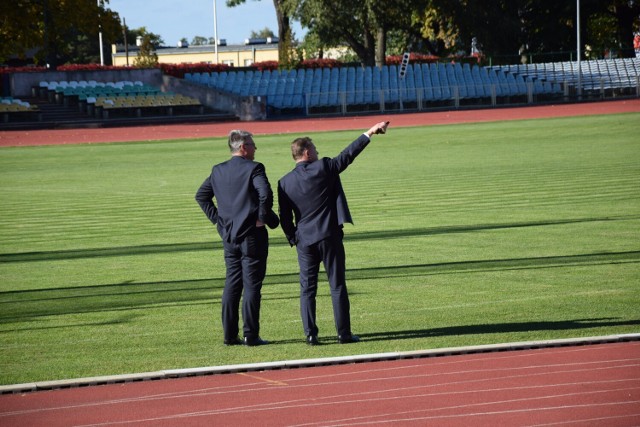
<box><xmin>294</xmin><ymin>0</ymin><xmax>423</xmax><ymax>67</ymax></box>
<box><xmin>0</xmin><ymin>0</ymin><xmax>121</xmax><ymax>67</ymax></box>
<box><xmin>296</xmin><ymin>0</ymin><xmax>376</xmax><ymax>66</ymax></box>
<box><xmin>597</xmin><ymin>0</ymin><xmax>640</xmax><ymax>57</ymax></box>
<box><xmin>227</xmin><ymin>0</ymin><xmax>297</xmax><ymax>68</ymax></box>
<box><xmin>118</xmin><ymin>26</ymin><xmax>164</xmax><ymax>49</ymax></box>
<box><xmin>191</xmin><ymin>36</ymin><xmax>209</xmax><ymax>46</ymax></box>
<box><xmin>250</xmin><ymin>27</ymin><xmax>277</xmax><ymax>39</ymax></box>
<box><xmin>133</xmin><ymin>31</ymin><xmax>159</xmax><ymax>68</ymax></box>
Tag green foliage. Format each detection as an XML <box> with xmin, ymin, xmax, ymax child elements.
<box><xmin>0</xmin><ymin>0</ymin><xmax>122</xmax><ymax>67</ymax></box>
<box><xmin>190</xmin><ymin>36</ymin><xmax>208</xmax><ymax>46</ymax></box>
<box><xmin>133</xmin><ymin>33</ymin><xmax>159</xmax><ymax>68</ymax></box>
<box><xmin>0</xmin><ymin>113</ymin><xmax>639</xmax><ymax>385</ymax></box>
<box><xmin>227</xmin><ymin>0</ymin><xmax>296</xmax><ymax>69</ymax></box>
<box><xmin>121</xmin><ymin>26</ymin><xmax>164</xmax><ymax>49</ymax></box>
<box><xmin>251</xmin><ymin>27</ymin><xmax>277</xmax><ymax>39</ymax></box>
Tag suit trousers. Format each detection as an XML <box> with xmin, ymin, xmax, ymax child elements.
<box><xmin>297</xmin><ymin>230</ymin><xmax>352</xmax><ymax>337</ymax></box>
<box><xmin>221</xmin><ymin>226</ymin><xmax>268</xmax><ymax>341</ymax></box>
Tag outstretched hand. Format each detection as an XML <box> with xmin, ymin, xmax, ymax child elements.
<box><xmin>366</xmin><ymin>121</ymin><xmax>390</xmax><ymax>137</ymax></box>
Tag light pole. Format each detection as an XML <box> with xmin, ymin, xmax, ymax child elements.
<box><xmin>577</xmin><ymin>0</ymin><xmax>582</xmax><ymax>97</ymax></box>
<box><xmin>98</xmin><ymin>0</ymin><xmax>104</xmax><ymax>65</ymax></box>
<box><xmin>213</xmin><ymin>0</ymin><xmax>219</xmax><ymax>63</ymax></box>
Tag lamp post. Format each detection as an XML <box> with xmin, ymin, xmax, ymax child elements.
<box><xmin>213</xmin><ymin>0</ymin><xmax>219</xmax><ymax>63</ymax></box>
<box><xmin>577</xmin><ymin>0</ymin><xmax>582</xmax><ymax>97</ymax></box>
<box><xmin>98</xmin><ymin>0</ymin><xmax>104</xmax><ymax>65</ymax></box>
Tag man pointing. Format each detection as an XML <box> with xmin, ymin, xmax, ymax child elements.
<box><xmin>278</xmin><ymin>121</ymin><xmax>389</xmax><ymax>345</ymax></box>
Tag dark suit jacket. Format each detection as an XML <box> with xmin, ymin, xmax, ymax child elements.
<box><xmin>278</xmin><ymin>134</ymin><xmax>371</xmax><ymax>247</ymax></box>
<box><xmin>196</xmin><ymin>156</ymin><xmax>278</xmax><ymax>244</ymax></box>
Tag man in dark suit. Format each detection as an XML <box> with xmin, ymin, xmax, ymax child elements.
<box><xmin>277</xmin><ymin>121</ymin><xmax>389</xmax><ymax>345</ymax></box>
<box><xmin>196</xmin><ymin>130</ymin><xmax>279</xmax><ymax>347</ymax></box>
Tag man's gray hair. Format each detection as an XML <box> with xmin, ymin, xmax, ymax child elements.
<box><xmin>228</xmin><ymin>130</ymin><xmax>253</xmax><ymax>153</ymax></box>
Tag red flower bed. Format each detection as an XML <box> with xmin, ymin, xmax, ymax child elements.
<box><xmin>160</xmin><ymin>62</ymin><xmax>230</xmax><ymax>78</ymax></box>
<box><xmin>58</xmin><ymin>64</ymin><xmax>140</xmax><ymax>71</ymax></box>
<box><xmin>386</xmin><ymin>53</ymin><xmax>440</xmax><ymax>65</ymax></box>
<box><xmin>299</xmin><ymin>58</ymin><xmax>342</xmax><ymax>69</ymax></box>
<box><xmin>251</xmin><ymin>61</ymin><xmax>279</xmax><ymax>71</ymax></box>
<box><xmin>0</xmin><ymin>64</ymin><xmax>145</xmax><ymax>74</ymax></box>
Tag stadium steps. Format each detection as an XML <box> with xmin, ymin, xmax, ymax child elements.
<box><xmin>0</xmin><ymin>96</ymin><xmax>237</xmax><ymax>131</ymax></box>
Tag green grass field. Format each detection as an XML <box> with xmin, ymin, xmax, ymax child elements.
<box><xmin>1</xmin><ymin>113</ymin><xmax>639</xmax><ymax>385</ymax></box>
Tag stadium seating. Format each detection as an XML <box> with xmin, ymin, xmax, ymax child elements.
<box><xmin>1</xmin><ymin>97</ymin><xmax>41</xmax><ymax>122</ymax></box>
<box><xmin>183</xmin><ymin>58</ymin><xmax>637</xmax><ymax>114</ymax></box>
<box><xmin>35</xmin><ymin>80</ymin><xmax>202</xmax><ymax>118</ymax></box>
<box><xmin>490</xmin><ymin>58</ymin><xmax>638</xmax><ymax>95</ymax></box>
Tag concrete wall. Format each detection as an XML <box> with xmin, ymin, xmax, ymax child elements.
<box><xmin>161</xmin><ymin>75</ymin><xmax>266</xmax><ymax>121</ymax></box>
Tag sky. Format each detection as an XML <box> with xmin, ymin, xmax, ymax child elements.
<box><xmin>107</xmin><ymin>0</ymin><xmax>305</xmax><ymax>47</ymax></box>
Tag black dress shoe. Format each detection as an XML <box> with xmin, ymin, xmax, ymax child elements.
<box><xmin>337</xmin><ymin>334</ymin><xmax>360</xmax><ymax>344</ymax></box>
<box><xmin>307</xmin><ymin>335</ymin><xmax>319</xmax><ymax>346</ymax></box>
<box><xmin>243</xmin><ymin>336</ymin><xmax>269</xmax><ymax>346</ymax></box>
<box><xmin>224</xmin><ymin>337</ymin><xmax>243</xmax><ymax>346</ymax></box>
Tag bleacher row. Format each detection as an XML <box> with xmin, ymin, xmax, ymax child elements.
<box><xmin>1</xmin><ymin>97</ymin><xmax>38</xmax><ymax>111</ymax></box>
<box><xmin>494</xmin><ymin>58</ymin><xmax>639</xmax><ymax>92</ymax></box>
<box><xmin>1</xmin><ymin>97</ymin><xmax>41</xmax><ymax>122</ymax></box>
<box><xmin>35</xmin><ymin>80</ymin><xmax>203</xmax><ymax>118</ymax></box>
<box><xmin>185</xmin><ymin>62</ymin><xmax>563</xmax><ymax>111</ymax></box>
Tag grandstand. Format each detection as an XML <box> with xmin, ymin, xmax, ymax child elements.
<box><xmin>0</xmin><ymin>71</ymin><xmax>234</xmax><ymax>129</ymax></box>
<box><xmin>492</xmin><ymin>58</ymin><xmax>639</xmax><ymax>96</ymax></box>
<box><xmin>35</xmin><ymin>80</ymin><xmax>204</xmax><ymax>119</ymax></box>
<box><xmin>185</xmin><ymin>58</ymin><xmax>639</xmax><ymax>116</ymax></box>
<box><xmin>1</xmin><ymin>58</ymin><xmax>637</xmax><ymax>128</ymax></box>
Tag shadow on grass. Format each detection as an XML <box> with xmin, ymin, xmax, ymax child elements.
<box><xmin>2</xmin><ymin>215</ymin><xmax>636</xmax><ymax>263</ymax></box>
<box><xmin>345</xmin><ymin>250</ymin><xmax>640</xmax><ymax>280</ymax></box>
<box><xmin>358</xmin><ymin>318</ymin><xmax>640</xmax><ymax>342</ymax></box>
<box><xmin>1</xmin><ymin>250</ymin><xmax>638</xmax><ymax>323</ymax></box>
<box><xmin>0</xmin><ymin>276</ymin><xmax>300</xmax><ymax>324</ymax></box>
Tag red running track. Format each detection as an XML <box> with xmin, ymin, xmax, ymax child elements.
<box><xmin>1</xmin><ymin>99</ymin><xmax>639</xmax><ymax>147</ymax></box>
<box><xmin>1</xmin><ymin>341</ymin><xmax>639</xmax><ymax>426</ymax></box>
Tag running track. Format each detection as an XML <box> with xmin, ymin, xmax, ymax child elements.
<box><xmin>1</xmin><ymin>99</ymin><xmax>639</xmax><ymax>146</ymax></box>
<box><xmin>1</xmin><ymin>339</ymin><xmax>639</xmax><ymax>426</ymax></box>
<box><xmin>1</xmin><ymin>100</ymin><xmax>640</xmax><ymax>426</ymax></box>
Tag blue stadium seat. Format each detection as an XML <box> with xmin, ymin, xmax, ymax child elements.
<box><xmin>402</xmin><ymin>63</ymin><xmax>417</xmax><ymax>102</ymax></box>
<box><xmin>248</xmin><ymin>70</ymin><xmax>262</xmax><ymax>95</ymax></box>
<box><xmin>223</xmin><ymin>71</ymin><xmax>236</xmax><ymax>93</ymax></box>
<box><xmin>429</xmin><ymin>64</ymin><xmax>443</xmax><ymax>100</ymax></box>
<box><xmin>346</xmin><ymin>67</ymin><xmax>356</xmax><ymax>104</ymax></box>
<box><xmin>284</xmin><ymin>69</ymin><xmax>301</xmax><ymax>109</ymax></box>
<box><xmin>419</xmin><ymin>64</ymin><xmax>434</xmax><ymax>101</ymax></box>
<box><xmin>388</xmin><ymin>65</ymin><xmax>399</xmax><ymax>103</ymax></box>
<box><xmin>326</xmin><ymin>68</ymin><xmax>340</xmax><ymax>106</ymax></box>
<box><xmin>363</xmin><ymin>67</ymin><xmax>374</xmax><ymax>104</ymax></box>
<box><xmin>354</xmin><ymin>67</ymin><xmax>365</xmax><ymax>104</ymax></box>
<box><xmin>216</xmin><ymin>72</ymin><xmax>228</xmax><ymax>90</ymax></box>
<box><xmin>337</xmin><ymin>67</ymin><xmax>348</xmax><ymax>106</ymax></box>
<box><xmin>256</xmin><ymin>70</ymin><xmax>270</xmax><ymax>96</ymax></box>
<box><xmin>308</xmin><ymin>68</ymin><xmax>322</xmax><ymax>107</ymax></box>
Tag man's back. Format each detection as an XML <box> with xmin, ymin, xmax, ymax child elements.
<box><xmin>278</xmin><ymin>134</ymin><xmax>371</xmax><ymax>247</ymax></box>
<box><xmin>278</xmin><ymin>158</ymin><xmax>339</xmax><ymax>246</ymax></box>
<box><xmin>197</xmin><ymin>156</ymin><xmax>274</xmax><ymax>244</ymax></box>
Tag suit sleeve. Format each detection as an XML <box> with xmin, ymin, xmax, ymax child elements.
<box><xmin>252</xmin><ymin>163</ymin><xmax>279</xmax><ymax>229</ymax></box>
<box><xmin>195</xmin><ymin>175</ymin><xmax>218</xmax><ymax>225</ymax></box>
<box><xmin>277</xmin><ymin>181</ymin><xmax>297</xmax><ymax>246</ymax></box>
<box><xmin>328</xmin><ymin>133</ymin><xmax>371</xmax><ymax>175</ymax></box>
